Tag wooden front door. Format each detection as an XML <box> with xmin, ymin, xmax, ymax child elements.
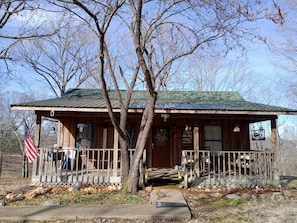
<box><xmin>152</xmin><ymin>126</ymin><xmax>170</xmax><ymax>167</ymax></box>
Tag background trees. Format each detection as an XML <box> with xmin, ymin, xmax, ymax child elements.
<box><xmin>269</xmin><ymin>1</ymin><xmax>297</xmax><ymax>107</ymax></box>
<box><xmin>13</xmin><ymin>17</ymin><xmax>98</xmax><ymax>97</ymax></box>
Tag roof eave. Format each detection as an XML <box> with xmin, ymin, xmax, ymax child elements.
<box><xmin>11</xmin><ymin>105</ymin><xmax>296</xmax><ymax>116</ymax></box>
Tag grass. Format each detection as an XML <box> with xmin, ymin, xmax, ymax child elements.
<box><xmin>211</xmin><ymin>198</ymin><xmax>247</xmax><ymax>207</ymax></box>
<box><xmin>9</xmin><ymin>189</ymin><xmax>149</xmax><ymax>206</ymax></box>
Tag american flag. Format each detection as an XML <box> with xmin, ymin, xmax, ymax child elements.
<box><xmin>24</xmin><ymin>123</ymin><xmax>39</xmax><ymax>163</ymax></box>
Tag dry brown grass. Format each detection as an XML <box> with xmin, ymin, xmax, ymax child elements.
<box><xmin>0</xmin><ymin>153</ymin><xmax>32</xmax><ymax>189</ymax></box>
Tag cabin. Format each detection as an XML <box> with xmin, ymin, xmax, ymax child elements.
<box><xmin>11</xmin><ymin>89</ymin><xmax>297</xmax><ymax>188</ymax></box>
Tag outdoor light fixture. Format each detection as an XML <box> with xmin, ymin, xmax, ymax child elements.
<box><xmin>161</xmin><ymin>114</ymin><xmax>170</xmax><ymax>122</ymax></box>
<box><xmin>233</xmin><ymin>124</ymin><xmax>240</xmax><ymax>133</ymax></box>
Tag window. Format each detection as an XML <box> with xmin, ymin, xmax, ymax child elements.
<box><xmin>182</xmin><ymin>129</ymin><xmax>193</xmax><ymax>150</ymax></box>
<box><xmin>204</xmin><ymin>126</ymin><xmax>222</xmax><ymax>151</ymax></box>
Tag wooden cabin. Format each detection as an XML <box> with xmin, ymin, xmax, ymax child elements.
<box><xmin>11</xmin><ymin>89</ymin><xmax>297</xmax><ymax>188</ymax></box>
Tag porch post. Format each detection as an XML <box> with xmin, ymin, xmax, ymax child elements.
<box><xmin>193</xmin><ymin>127</ymin><xmax>200</xmax><ymax>177</ymax></box>
<box><xmin>32</xmin><ymin>114</ymin><xmax>41</xmax><ymax>178</ymax></box>
<box><xmin>113</xmin><ymin>128</ymin><xmax>119</xmax><ymax>177</ymax></box>
<box><xmin>35</xmin><ymin>114</ymin><xmax>41</xmax><ymax>147</ymax></box>
<box><xmin>271</xmin><ymin>118</ymin><xmax>279</xmax><ymax>183</ymax></box>
<box><xmin>103</xmin><ymin>128</ymin><xmax>107</xmax><ymax>148</ymax></box>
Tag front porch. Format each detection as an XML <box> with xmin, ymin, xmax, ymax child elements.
<box><xmin>32</xmin><ymin>147</ymin><xmax>276</xmax><ymax>188</ymax></box>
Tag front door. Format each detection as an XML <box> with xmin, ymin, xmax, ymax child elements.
<box><xmin>152</xmin><ymin>126</ymin><xmax>170</xmax><ymax>167</ymax></box>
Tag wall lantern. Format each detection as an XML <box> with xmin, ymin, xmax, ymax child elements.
<box><xmin>233</xmin><ymin>124</ymin><xmax>240</xmax><ymax>133</ymax></box>
<box><xmin>161</xmin><ymin>114</ymin><xmax>170</xmax><ymax>122</ymax></box>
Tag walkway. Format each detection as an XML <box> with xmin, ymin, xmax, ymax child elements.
<box><xmin>0</xmin><ymin>186</ymin><xmax>191</xmax><ymax>222</ymax></box>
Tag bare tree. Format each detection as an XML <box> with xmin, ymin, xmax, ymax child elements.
<box><xmin>270</xmin><ymin>17</ymin><xmax>297</xmax><ymax>106</ymax></box>
<box><xmin>1</xmin><ymin>0</ymin><xmax>28</xmax><ymax>61</ymax></box>
<box><xmin>178</xmin><ymin>50</ymin><xmax>255</xmax><ymax>92</ymax></box>
<box><xmin>0</xmin><ymin>0</ymin><xmax>61</xmax><ymax>107</ymax></box>
<box><xmin>0</xmin><ymin>90</ymin><xmax>38</xmax><ymax>177</ymax></box>
<box><xmin>49</xmin><ymin>0</ymin><xmax>283</xmax><ymax>193</ymax></box>
<box><xmin>10</xmin><ymin>16</ymin><xmax>97</xmax><ymax>97</ymax></box>
<box><xmin>266</xmin><ymin>1</ymin><xmax>297</xmax><ymax>173</ymax></box>
<box><xmin>0</xmin><ymin>1</ymin><xmax>59</xmax><ymax>62</ymax></box>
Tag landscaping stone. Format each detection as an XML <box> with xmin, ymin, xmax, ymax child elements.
<box><xmin>25</xmin><ymin>186</ymin><xmax>49</xmax><ymax>200</ymax></box>
<box><xmin>81</xmin><ymin>186</ymin><xmax>98</xmax><ymax>194</ymax></box>
<box><xmin>287</xmin><ymin>179</ymin><xmax>297</xmax><ymax>188</ymax></box>
<box><xmin>282</xmin><ymin>189</ymin><xmax>293</xmax><ymax>198</ymax></box>
<box><xmin>225</xmin><ymin>193</ymin><xmax>241</xmax><ymax>200</ymax></box>
<box><xmin>5</xmin><ymin>193</ymin><xmax>14</xmax><ymax>202</ymax></box>
<box><xmin>41</xmin><ymin>200</ymin><xmax>62</xmax><ymax>206</ymax></box>
<box><xmin>209</xmin><ymin>192</ymin><xmax>223</xmax><ymax>198</ymax></box>
<box><xmin>241</xmin><ymin>193</ymin><xmax>251</xmax><ymax>199</ymax></box>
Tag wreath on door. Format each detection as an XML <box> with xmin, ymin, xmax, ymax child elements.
<box><xmin>154</xmin><ymin>128</ymin><xmax>168</xmax><ymax>145</ymax></box>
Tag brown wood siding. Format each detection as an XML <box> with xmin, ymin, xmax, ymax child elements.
<box><xmin>69</xmin><ymin>118</ymin><xmax>76</xmax><ymax>147</ymax></box>
<box><xmin>173</xmin><ymin>127</ymin><xmax>183</xmax><ymax>167</ymax></box>
<box><xmin>62</xmin><ymin>119</ymin><xmax>70</xmax><ymax>147</ymax></box>
<box><xmin>94</xmin><ymin>126</ymin><xmax>103</xmax><ymax>148</ymax></box>
<box><xmin>107</xmin><ymin>126</ymin><xmax>114</xmax><ymax>148</ymax></box>
<box><xmin>223</xmin><ymin>119</ymin><xmax>231</xmax><ymax>150</ymax></box>
<box><xmin>227</xmin><ymin>121</ymin><xmax>250</xmax><ymax>151</ymax></box>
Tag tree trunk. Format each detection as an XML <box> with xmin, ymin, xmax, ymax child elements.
<box><xmin>0</xmin><ymin>151</ymin><xmax>2</xmax><ymax>178</ymax></box>
<box><xmin>119</xmin><ymin>137</ymin><xmax>129</xmax><ymax>187</ymax></box>
<box><xmin>22</xmin><ymin>154</ymin><xmax>28</xmax><ymax>178</ymax></box>
<box><xmin>129</xmin><ymin>92</ymin><xmax>156</xmax><ymax>193</ymax></box>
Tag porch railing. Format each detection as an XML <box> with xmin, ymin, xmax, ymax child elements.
<box><xmin>32</xmin><ymin>147</ymin><xmax>135</xmax><ymax>186</ymax></box>
<box><xmin>182</xmin><ymin>150</ymin><xmax>275</xmax><ymax>187</ymax></box>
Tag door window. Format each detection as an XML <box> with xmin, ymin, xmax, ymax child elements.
<box><xmin>204</xmin><ymin>125</ymin><xmax>222</xmax><ymax>151</ymax></box>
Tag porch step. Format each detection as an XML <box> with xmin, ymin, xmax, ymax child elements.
<box><xmin>145</xmin><ymin>168</ymin><xmax>183</xmax><ymax>182</ymax></box>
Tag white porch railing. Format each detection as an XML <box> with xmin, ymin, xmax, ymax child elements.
<box><xmin>182</xmin><ymin>150</ymin><xmax>275</xmax><ymax>187</ymax></box>
<box><xmin>32</xmin><ymin>148</ymin><xmax>135</xmax><ymax>186</ymax></box>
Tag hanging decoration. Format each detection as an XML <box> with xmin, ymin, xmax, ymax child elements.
<box><xmin>251</xmin><ymin>127</ymin><xmax>265</xmax><ymax>140</ymax></box>
<box><xmin>154</xmin><ymin>128</ymin><xmax>169</xmax><ymax>144</ymax></box>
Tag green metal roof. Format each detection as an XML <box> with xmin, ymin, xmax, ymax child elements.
<box><xmin>11</xmin><ymin>88</ymin><xmax>297</xmax><ymax>115</ymax></box>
